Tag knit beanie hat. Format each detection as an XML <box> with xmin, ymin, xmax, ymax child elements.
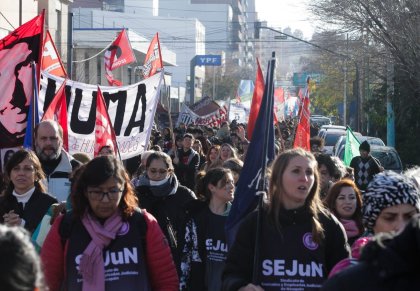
<box><xmin>362</xmin><ymin>171</ymin><xmax>420</xmax><ymax>234</ymax></box>
<box><xmin>359</xmin><ymin>140</ymin><xmax>370</xmax><ymax>152</ymax></box>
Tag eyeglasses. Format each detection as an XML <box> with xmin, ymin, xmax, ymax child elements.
<box><xmin>148</xmin><ymin>168</ymin><xmax>169</xmax><ymax>175</ymax></box>
<box><xmin>87</xmin><ymin>189</ymin><xmax>123</xmax><ymax>201</ymax></box>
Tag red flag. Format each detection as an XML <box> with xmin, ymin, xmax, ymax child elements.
<box><xmin>94</xmin><ymin>87</ymin><xmax>118</xmax><ymax>157</ymax></box>
<box><xmin>247</xmin><ymin>59</ymin><xmax>265</xmax><ymax>140</ymax></box>
<box><xmin>293</xmin><ymin>82</ymin><xmax>311</xmax><ymax>151</ymax></box>
<box><xmin>0</xmin><ymin>13</ymin><xmax>44</xmax><ymax>148</ymax></box>
<box><xmin>143</xmin><ymin>33</ymin><xmax>163</xmax><ymax>78</ymax></box>
<box><xmin>273</xmin><ymin>87</ymin><xmax>284</xmax><ymax>123</ymax></box>
<box><xmin>41</xmin><ymin>80</ymin><xmax>69</xmax><ymax>151</ymax></box>
<box><xmin>104</xmin><ymin>29</ymin><xmax>136</xmax><ymax>86</ymax></box>
<box><xmin>42</xmin><ymin>30</ymin><xmax>67</xmax><ymax>77</ymax></box>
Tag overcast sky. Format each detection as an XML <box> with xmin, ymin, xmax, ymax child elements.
<box><xmin>255</xmin><ymin>0</ymin><xmax>315</xmax><ymax>39</ymax></box>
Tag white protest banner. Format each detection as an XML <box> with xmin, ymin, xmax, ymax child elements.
<box><xmin>39</xmin><ymin>72</ymin><xmax>163</xmax><ymax>160</ymax></box>
<box><xmin>177</xmin><ymin>102</ymin><xmax>228</xmax><ymax>127</ymax></box>
<box><xmin>228</xmin><ymin>101</ymin><xmax>249</xmax><ymax>123</ymax></box>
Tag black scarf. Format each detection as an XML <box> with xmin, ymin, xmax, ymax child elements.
<box><xmin>137</xmin><ymin>174</ymin><xmax>179</xmax><ymax>197</ymax></box>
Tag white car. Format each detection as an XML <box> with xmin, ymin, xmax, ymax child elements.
<box><xmin>320</xmin><ymin>129</ymin><xmax>347</xmax><ymax>155</ymax></box>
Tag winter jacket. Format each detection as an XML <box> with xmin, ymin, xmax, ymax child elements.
<box><xmin>136</xmin><ymin>174</ymin><xmax>196</xmax><ymax>269</ymax></box>
<box><xmin>322</xmin><ymin>215</ymin><xmax>420</xmax><ymax>291</ymax></box>
<box><xmin>40</xmin><ymin>209</ymin><xmax>179</xmax><ymax>291</ymax></box>
<box><xmin>42</xmin><ymin>150</ymin><xmax>73</xmax><ymax>202</ymax></box>
<box><xmin>174</xmin><ymin>148</ymin><xmax>199</xmax><ymax>190</ymax></box>
<box><xmin>222</xmin><ymin>206</ymin><xmax>350</xmax><ymax>291</ymax></box>
<box><xmin>0</xmin><ymin>189</ymin><xmax>57</xmax><ymax>234</ymax></box>
<box><xmin>350</xmin><ymin>155</ymin><xmax>381</xmax><ymax>191</ymax></box>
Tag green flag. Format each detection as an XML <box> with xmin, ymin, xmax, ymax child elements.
<box><xmin>344</xmin><ymin>126</ymin><xmax>360</xmax><ymax>166</ymax></box>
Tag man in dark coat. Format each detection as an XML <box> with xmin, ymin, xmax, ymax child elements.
<box><xmin>173</xmin><ymin>133</ymin><xmax>199</xmax><ymax>191</ymax></box>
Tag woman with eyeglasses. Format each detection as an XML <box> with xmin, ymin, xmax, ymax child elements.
<box><xmin>180</xmin><ymin>167</ymin><xmax>234</xmax><ymax>291</ymax></box>
<box><xmin>0</xmin><ymin>149</ymin><xmax>57</xmax><ymax>235</ymax></box>
<box><xmin>135</xmin><ymin>151</ymin><xmax>197</xmax><ymax>270</ymax></box>
<box><xmin>41</xmin><ymin>155</ymin><xmax>178</xmax><ymax>291</ymax></box>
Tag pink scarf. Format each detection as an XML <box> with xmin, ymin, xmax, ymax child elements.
<box><xmin>340</xmin><ymin>218</ymin><xmax>360</xmax><ymax>238</ymax></box>
<box><xmin>79</xmin><ymin>211</ymin><xmax>123</xmax><ymax>291</ymax></box>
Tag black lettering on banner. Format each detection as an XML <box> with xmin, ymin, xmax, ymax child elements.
<box><xmin>70</xmin><ymin>88</ymin><xmax>96</xmax><ymax>134</ymax></box>
<box><xmin>124</xmin><ymin>84</ymin><xmax>146</xmax><ymax>136</ymax></box>
<box><xmin>103</xmin><ymin>90</ymin><xmax>127</xmax><ymax>135</ymax></box>
<box><xmin>43</xmin><ymin>78</ymin><xmax>57</xmax><ymax>112</ymax></box>
<box><xmin>65</xmin><ymin>84</ymin><xmax>71</xmax><ymax>110</ymax></box>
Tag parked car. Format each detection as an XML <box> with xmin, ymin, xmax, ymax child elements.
<box><xmin>320</xmin><ymin>129</ymin><xmax>347</xmax><ymax>155</ymax></box>
<box><xmin>311</xmin><ymin>116</ymin><xmax>332</xmax><ymax>127</ymax></box>
<box><xmin>317</xmin><ymin>125</ymin><xmax>346</xmax><ymax>138</ymax></box>
<box><xmin>333</xmin><ymin>135</ymin><xmax>383</xmax><ymax>157</ymax></box>
<box><xmin>337</xmin><ymin>145</ymin><xmax>403</xmax><ymax>173</ymax></box>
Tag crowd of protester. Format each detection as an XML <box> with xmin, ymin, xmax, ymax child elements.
<box><xmin>0</xmin><ymin>117</ymin><xmax>419</xmax><ymax>291</ymax></box>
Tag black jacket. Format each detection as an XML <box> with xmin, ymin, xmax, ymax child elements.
<box><xmin>0</xmin><ymin>189</ymin><xmax>57</xmax><ymax>233</ymax></box>
<box><xmin>322</xmin><ymin>215</ymin><xmax>420</xmax><ymax>291</ymax></box>
<box><xmin>174</xmin><ymin>148</ymin><xmax>199</xmax><ymax>190</ymax></box>
<box><xmin>222</xmin><ymin>206</ymin><xmax>350</xmax><ymax>291</ymax></box>
<box><xmin>136</xmin><ymin>178</ymin><xmax>196</xmax><ymax>268</ymax></box>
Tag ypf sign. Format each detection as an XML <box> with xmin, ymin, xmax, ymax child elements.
<box><xmin>196</xmin><ymin>55</ymin><xmax>222</xmax><ymax>66</ymax></box>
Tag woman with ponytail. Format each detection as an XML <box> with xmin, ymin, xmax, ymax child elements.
<box><xmin>180</xmin><ymin>168</ymin><xmax>235</xmax><ymax>290</ymax></box>
<box><xmin>222</xmin><ymin>148</ymin><xmax>350</xmax><ymax>291</ymax></box>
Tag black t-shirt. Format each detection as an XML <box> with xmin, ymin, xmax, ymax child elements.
<box><xmin>205</xmin><ymin>209</ymin><xmax>228</xmax><ymax>291</ymax></box>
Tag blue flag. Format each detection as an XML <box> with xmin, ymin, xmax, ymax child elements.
<box><xmin>225</xmin><ymin>57</ymin><xmax>276</xmax><ymax>247</ymax></box>
<box><xmin>23</xmin><ymin>63</ymin><xmax>40</xmax><ymax>149</ymax></box>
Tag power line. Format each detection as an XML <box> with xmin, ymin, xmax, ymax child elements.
<box><xmin>0</xmin><ymin>11</ymin><xmax>15</xmax><ymax>30</ymax></box>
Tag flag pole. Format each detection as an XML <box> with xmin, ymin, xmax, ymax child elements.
<box><xmin>252</xmin><ymin>51</ymin><xmax>276</xmax><ymax>283</ymax></box>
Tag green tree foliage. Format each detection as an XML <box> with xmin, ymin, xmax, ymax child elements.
<box><xmin>309</xmin><ymin>0</ymin><xmax>420</xmax><ymax>166</ymax></box>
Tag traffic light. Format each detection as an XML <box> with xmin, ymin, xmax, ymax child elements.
<box><xmin>254</xmin><ymin>21</ymin><xmax>261</xmax><ymax>39</ymax></box>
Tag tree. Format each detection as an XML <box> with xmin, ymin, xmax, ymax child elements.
<box><xmin>309</xmin><ymin>0</ymin><xmax>420</xmax><ymax>165</ymax></box>
<box><xmin>202</xmin><ymin>60</ymin><xmax>254</xmax><ymax>101</ymax></box>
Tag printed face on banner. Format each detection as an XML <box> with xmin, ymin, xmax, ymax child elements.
<box><xmin>38</xmin><ymin>72</ymin><xmax>162</xmax><ymax>160</ymax></box>
<box><xmin>0</xmin><ymin>43</ymin><xmax>32</xmax><ymax>137</ymax></box>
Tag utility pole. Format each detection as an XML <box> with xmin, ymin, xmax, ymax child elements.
<box><xmin>19</xmin><ymin>0</ymin><xmax>22</xmax><ymax>26</ymax></box>
<box><xmin>67</xmin><ymin>12</ymin><xmax>73</xmax><ymax>78</ymax></box>
<box><xmin>343</xmin><ymin>34</ymin><xmax>348</xmax><ymax>126</ymax></box>
<box><xmin>386</xmin><ymin>62</ymin><xmax>395</xmax><ymax>147</ymax></box>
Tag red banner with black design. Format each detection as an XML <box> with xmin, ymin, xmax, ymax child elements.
<box><xmin>41</xmin><ymin>80</ymin><xmax>69</xmax><ymax>151</ymax></box>
<box><xmin>0</xmin><ymin>12</ymin><xmax>44</xmax><ymax>148</ymax></box>
<box><xmin>104</xmin><ymin>29</ymin><xmax>136</xmax><ymax>86</ymax></box>
<box><xmin>143</xmin><ymin>33</ymin><xmax>163</xmax><ymax>78</ymax></box>
<box><xmin>42</xmin><ymin>30</ymin><xmax>67</xmax><ymax>78</ymax></box>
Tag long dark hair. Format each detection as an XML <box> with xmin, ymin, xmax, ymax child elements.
<box><xmin>268</xmin><ymin>148</ymin><xmax>326</xmax><ymax>244</ymax></box>
<box><xmin>324</xmin><ymin>179</ymin><xmax>364</xmax><ymax>234</ymax></box>
<box><xmin>4</xmin><ymin>149</ymin><xmax>47</xmax><ymax>196</ymax></box>
<box><xmin>0</xmin><ymin>225</ymin><xmax>46</xmax><ymax>290</ymax></box>
<box><xmin>72</xmin><ymin>156</ymin><xmax>138</xmax><ymax>220</ymax></box>
<box><xmin>195</xmin><ymin>168</ymin><xmax>232</xmax><ymax>201</ymax></box>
